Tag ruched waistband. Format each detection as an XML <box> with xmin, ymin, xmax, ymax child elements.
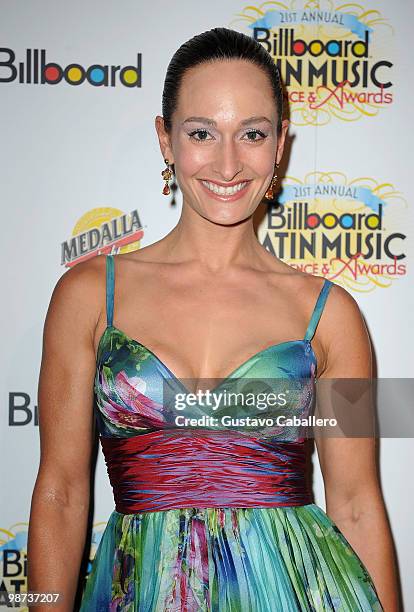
<box><xmin>100</xmin><ymin>430</ymin><xmax>312</xmax><ymax>513</ymax></box>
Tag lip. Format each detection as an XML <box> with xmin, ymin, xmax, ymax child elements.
<box><xmin>200</xmin><ymin>178</ymin><xmax>250</xmax><ymax>187</ymax></box>
<box><xmin>198</xmin><ymin>179</ymin><xmax>252</xmax><ymax>202</ymax></box>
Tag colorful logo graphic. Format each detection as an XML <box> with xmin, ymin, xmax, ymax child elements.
<box><xmin>231</xmin><ymin>1</ymin><xmax>394</xmax><ymax>124</ymax></box>
<box><xmin>62</xmin><ymin>207</ymin><xmax>144</xmax><ymax>267</ymax></box>
<box><xmin>0</xmin><ymin>520</ymin><xmax>107</xmax><ymax>607</ymax></box>
<box><xmin>259</xmin><ymin>172</ymin><xmax>407</xmax><ymax>290</ymax></box>
<box><xmin>0</xmin><ymin>522</ymin><xmax>28</xmax><ymax>609</ymax></box>
<box><xmin>0</xmin><ymin>48</ymin><xmax>142</xmax><ymax>87</ymax></box>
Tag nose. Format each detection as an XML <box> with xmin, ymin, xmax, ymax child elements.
<box><xmin>212</xmin><ymin>137</ymin><xmax>243</xmax><ymax>181</ymax></box>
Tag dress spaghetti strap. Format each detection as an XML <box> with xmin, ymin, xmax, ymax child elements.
<box><xmin>106</xmin><ymin>254</ymin><xmax>115</xmax><ymax>328</ymax></box>
<box><xmin>304</xmin><ymin>278</ymin><xmax>333</xmax><ymax>342</ymax></box>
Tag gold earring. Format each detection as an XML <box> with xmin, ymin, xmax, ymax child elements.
<box><xmin>162</xmin><ymin>158</ymin><xmax>173</xmax><ymax>195</ymax></box>
<box><xmin>264</xmin><ymin>162</ymin><xmax>279</xmax><ymax>200</ymax></box>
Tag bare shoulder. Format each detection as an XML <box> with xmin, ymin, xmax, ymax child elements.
<box><xmin>45</xmin><ymin>255</ymin><xmax>107</xmax><ymax>342</ymax></box>
<box><xmin>54</xmin><ymin>254</ymin><xmax>105</xmax><ymax>290</ymax></box>
<box><xmin>268</xmin><ymin>267</ymin><xmax>370</xmax><ymax>377</ymax></box>
<box><xmin>312</xmin><ymin>277</ymin><xmax>372</xmax><ymax>378</ymax></box>
<box><xmin>291</xmin><ymin>272</ymin><xmax>363</xmax><ymax>331</ymax></box>
<box><xmin>316</xmin><ymin>277</ymin><xmax>366</xmax><ymax>335</ymax></box>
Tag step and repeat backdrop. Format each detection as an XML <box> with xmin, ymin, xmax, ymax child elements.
<box><xmin>1</xmin><ymin>0</ymin><xmax>413</xmax><ymax>608</ymax></box>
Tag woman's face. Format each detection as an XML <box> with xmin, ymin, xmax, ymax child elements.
<box><xmin>156</xmin><ymin>59</ymin><xmax>288</xmax><ymax>225</ymax></box>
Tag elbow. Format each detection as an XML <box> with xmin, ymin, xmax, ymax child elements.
<box><xmin>326</xmin><ymin>484</ymin><xmax>385</xmax><ymax>523</ymax></box>
<box><xmin>31</xmin><ymin>473</ymin><xmax>90</xmax><ymax>515</ymax></box>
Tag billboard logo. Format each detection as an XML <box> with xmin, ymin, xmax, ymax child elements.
<box><xmin>0</xmin><ymin>48</ymin><xmax>142</xmax><ymax>87</ymax></box>
<box><xmin>260</xmin><ymin>172</ymin><xmax>407</xmax><ymax>290</ymax></box>
<box><xmin>232</xmin><ymin>2</ymin><xmax>394</xmax><ymax>124</ymax></box>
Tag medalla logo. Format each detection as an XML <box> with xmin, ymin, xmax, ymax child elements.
<box><xmin>62</xmin><ymin>207</ymin><xmax>145</xmax><ymax>266</ymax></box>
<box><xmin>0</xmin><ymin>48</ymin><xmax>142</xmax><ymax>87</ymax></box>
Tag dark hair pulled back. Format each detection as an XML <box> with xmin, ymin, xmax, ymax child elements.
<box><xmin>162</xmin><ymin>27</ymin><xmax>283</xmax><ymax>136</ymax></box>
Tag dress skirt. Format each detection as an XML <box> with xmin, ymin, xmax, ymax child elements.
<box><xmin>79</xmin><ymin>503</ymin><xmax>383</xmax><ymax>611</ymax></box>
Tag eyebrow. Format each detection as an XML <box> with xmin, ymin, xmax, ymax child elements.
<box><xmin>181</xmin><ymin>115</ymin><xmax>273</xmax><ymax>127</ymax></box>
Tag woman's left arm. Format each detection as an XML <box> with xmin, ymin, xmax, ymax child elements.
<box><xmin>314</xmin><ymin>284</ymin><xmax>400</xmax><ymax>612</ymax></box>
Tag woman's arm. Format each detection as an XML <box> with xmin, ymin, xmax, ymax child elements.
<box><xmin>27</xmin><ymin>258</ymin><xmax>102</xmax><ymax>611</ymax></box>
<box><xmin>314</xmin><ymin>285</ymin><xmax>400</xmax><ymax>612</ymax></box>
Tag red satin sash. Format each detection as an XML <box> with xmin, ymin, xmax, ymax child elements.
<box><xmin>100</xmin><ymin>430</ymin><xmax>312</xmax><ymax>514</ymax></box>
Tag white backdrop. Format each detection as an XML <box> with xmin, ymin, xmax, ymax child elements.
<box><xmin>1</xmin><ymin>0</ymin><xmax>413</xmax><ymax>609</ymax></box>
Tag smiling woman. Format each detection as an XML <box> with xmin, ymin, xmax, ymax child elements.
<box><xmin>28</xmin><ymin>26</ymin><xmax>397</xmax><ymax>612</ymax></box>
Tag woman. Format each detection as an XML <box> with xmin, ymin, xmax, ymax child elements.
<box><xmin>28</xmin><ymin>28</ymin><xmax>398</xmax><ymax>611</ymax></box>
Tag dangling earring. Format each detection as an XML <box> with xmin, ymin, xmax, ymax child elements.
<box><xmin>264</xmin><ymin>162</ymin><xmax>279</xmax><ymax>200</ymax></box>
<box><xmin>161</xmin><ymin>158</ymin><xmax>173</xmax><ymax>195</ymax></box>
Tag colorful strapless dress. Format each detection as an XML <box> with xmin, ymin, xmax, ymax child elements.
<box><xmin>79</xmin><ymin>254</ymin><xmax>383</xmax><ymax>611</ymax></box>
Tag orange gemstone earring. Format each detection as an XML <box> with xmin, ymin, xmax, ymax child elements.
<box><xmin>161</xmin><ymin>158</ymin><xmax>173</xmax><ymax>195</ymax></box>
<box><xmin>264</xmin><ymin>162</ymin><xmax>279</xmax><ymax>200</ymax></box>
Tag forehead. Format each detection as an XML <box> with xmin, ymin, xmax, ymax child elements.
<box><xmin>175</xmin><ymin>59</ymin><xmax>276</xmax><ymax>123</ymax></box>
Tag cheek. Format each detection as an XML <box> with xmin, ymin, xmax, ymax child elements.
<box><xmin>243</xmin><ymin>142</ymin><xmax>276</xmax><ymax>175</ymax></box>
<box><xmin>175</xmin><ymin>146</ymin><xmax>210</xmax><ymax>179</ymax></box>
<box><xmin>172</xmin><ymin>154</ymin><xmax>200</xmax><ymax>195</ymax></box>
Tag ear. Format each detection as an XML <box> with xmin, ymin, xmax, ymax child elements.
<box><xmin>155</xmin><ymin>115</ymin><xmax>174</xmax><ymax>164</ymax></box>
<box><xmin>275</xmin><ymin>118</ymin><xmax>289</xmax><ymax>166</ymax></box>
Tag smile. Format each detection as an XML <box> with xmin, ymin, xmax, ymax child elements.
<box><xmin>199</xmin><ymin>179</ymin><xmax>250</xmax><ymax>200</ymax></box>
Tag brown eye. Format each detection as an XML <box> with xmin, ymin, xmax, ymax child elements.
<box><xmin>188</xmin><ymin>129</ymin><xmax>213</xmax><ymax>142</ymax></box>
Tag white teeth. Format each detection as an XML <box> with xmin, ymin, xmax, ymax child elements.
<box><xmin>201</xmin><ymin>180</ymin><xmax>247</xmax><ymax>196</ymax></box>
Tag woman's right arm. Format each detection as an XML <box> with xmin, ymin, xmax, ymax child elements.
<box><xmin>27</xmin><ymin>258</ymin><xmax>103</xmax><ymax>611</ymax></box>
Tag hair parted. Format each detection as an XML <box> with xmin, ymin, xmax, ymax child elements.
<box><xmin>162</xmin><ymin>27</ymin><xmax>283</xmax><ymax>136</ymax></box>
